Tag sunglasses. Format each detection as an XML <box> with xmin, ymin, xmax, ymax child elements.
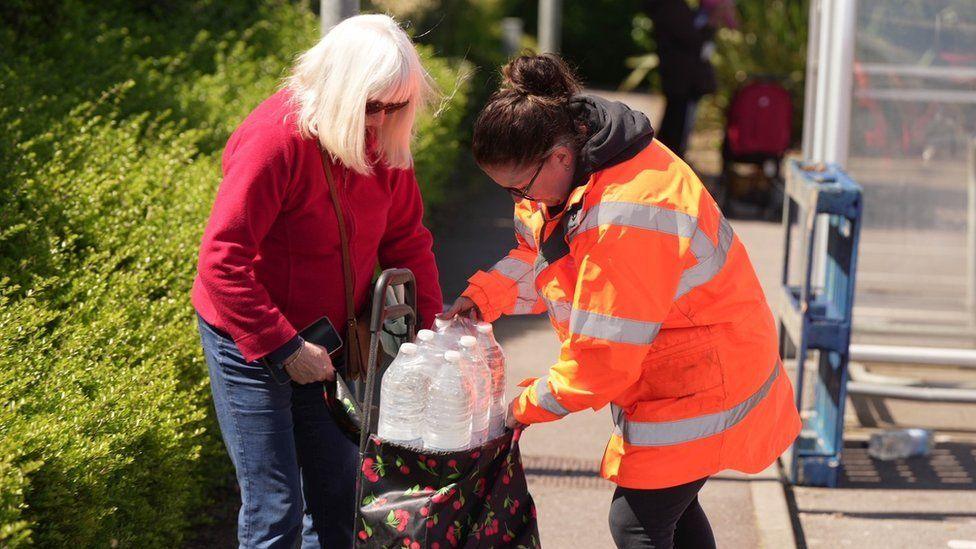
<box><xmin>366</xmin><ymin>100</ymin><xmax>409</xmax><ymax>115</ymax></box>
<box><xmin>506</xmin><ymin>159</ymin><xmax>546</xmax><ymax>202</ymax></box>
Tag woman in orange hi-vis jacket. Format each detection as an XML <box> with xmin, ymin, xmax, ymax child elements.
<box><xmin>445</xmin><ymin>54</ymin><xmax>801</xmax><ymax>548</ymax></box>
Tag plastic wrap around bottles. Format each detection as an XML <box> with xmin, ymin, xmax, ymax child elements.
<box><xmin>381</xmin><ymin>317</ymin><xmax>510</xmax><ymax>452</ymax></box>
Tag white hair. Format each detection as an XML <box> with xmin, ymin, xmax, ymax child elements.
<box><xmin>283</xmin><ymin>14</ymin><xmax>436</xmax><ymax>174</ymax></box>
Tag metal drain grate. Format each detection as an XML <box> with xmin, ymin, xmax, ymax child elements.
<box><xmin>522</xmin><ymin>454</ymin><xmax>610</xmax><ymax>489</ymax></box>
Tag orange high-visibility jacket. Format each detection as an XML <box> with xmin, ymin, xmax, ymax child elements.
<box><xmin>463</xmin><ymin>138</ymin><xmax>800</xmax><ymax>490</ymax></box>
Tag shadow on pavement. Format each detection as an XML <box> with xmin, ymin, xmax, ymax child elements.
<box><xmin>840</xmin><ymin>440</ymin><xmax>976</xmax><ymax>491</ymax></box>
<box><xmin>799</xmin><ymin>509</ymin><xmax>976</xmax><ymax>521</ymax></box>
<box><xmin>521</xmin><ymin>455</ymin><xmax>606</xmax><ymax>490</ymax></box>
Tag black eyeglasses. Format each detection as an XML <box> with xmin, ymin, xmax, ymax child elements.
<box><xmin>366</xmin><ymin>100</ymin><xmax>409</xmax><ymax>115</ymax></box>
<box><xmin>505</xmin><ymin>160</ymin><xmax>545</xmax><ymax>202</ymax></box>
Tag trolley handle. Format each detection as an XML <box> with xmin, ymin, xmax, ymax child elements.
<box><xmin>370</xmin><ymin>268</ymin><xmax>417</xmax><ymax>334</ymax></box>
<box><xmin>360</xmin><ymin>268</ymin><xmax>418</xmax><ymax>454</ymax></box>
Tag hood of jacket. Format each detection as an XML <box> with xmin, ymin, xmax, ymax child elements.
<box><xmin>568</xmin><ymin>94</ymin><xmax>655</xmax><ymax>181</ymax></box>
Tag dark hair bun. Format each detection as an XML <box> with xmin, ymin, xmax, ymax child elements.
<box><xmin>501</xmin><ymin>53</ymin><xmax>582</xmax><ymax>102</ymax></box>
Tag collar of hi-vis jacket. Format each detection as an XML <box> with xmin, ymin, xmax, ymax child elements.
<box><xmin>532</xmin><ymin>94</ymin><xmax>656</xmax><ymax>245</ymax></box>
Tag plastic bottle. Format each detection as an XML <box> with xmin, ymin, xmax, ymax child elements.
<box><xmin>868</xmin><ymin>428</ymin><xmax>933</xmax><ymax>461</ymax></box>
<box><xmin>416</xmin><ymin>328</ymin><xmax>438</xmax><ymax>349</ymax></box>
<box><xmin>416</xmin><ymin>329</ymin><xmax>446</xmax><ymax>369</ymax></box>
<box><xmin>459</xmin><ymin>335</ymin><xmax>492</xmax><ymax>447</ymax></box>
<box><xmin>423</xmin><ymin>350</ymin><xmax>473</xmax><ymax>451</ymax></box>
<box><xmin>377</xmin><ymin>343</ymin><xmax>430</xmax><ymax>448</ymax></box>
<box><xmin>434</xmin><ymin>315</ymin><xmax>476</xmax><ymax>342</ymax></box>
<box><xmin>476</xmin><ymin>322</ymin><xmax>508</xmax><ymax>439</ymax></box>
<box><xmin>417</xmin><ymin>327</ymin><xmax>447</xmax><ymax>352</ymax></box>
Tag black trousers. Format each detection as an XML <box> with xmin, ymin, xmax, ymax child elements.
<box><xmin>658</xmin><ymin>93</ymin><xmax>699</xmax><ymax>159</ymax></box>
<box><xmin>609</xmin><ymin>477</ymin><xmax>716</xmax><ymax>549</ymax></box>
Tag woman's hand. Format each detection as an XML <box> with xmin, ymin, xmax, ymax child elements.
<box><xmin>284</xmin><ymin>341</ymin><xmax>336</xmax><ymax>384</ymax></box>
<box><xmin>506</xmin><ymin>398</ymin><xmax>526</xmax><ymax>430</ymax></box>
<box><xmin>443</xmin><ymin>296</ymin><xmax>481</xmax><ymax>320</ymax></box>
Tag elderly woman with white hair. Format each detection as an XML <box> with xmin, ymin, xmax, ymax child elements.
<box><xmin>192</xmin><ymin>14</ymin><xmax>443</xmax><ymax>548</ymax></box>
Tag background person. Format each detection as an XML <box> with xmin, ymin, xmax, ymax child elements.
<box><xmin>647</xmin><ymin>0</ymin><xmax>734</xmax><ymax>159</ymax></box>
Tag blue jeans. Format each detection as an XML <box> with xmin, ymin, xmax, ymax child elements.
<box><xmin>197</xmin><ymin>316</ymin><xmax>358</xmax><ymax>548</ymax></box>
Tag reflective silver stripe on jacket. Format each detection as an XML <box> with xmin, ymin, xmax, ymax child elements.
<box><xmin>569</xmin><ymin>308</ymin><xmax>662</xmax><ymax>345</ymax></box>
<box><xmin>535</xmin><ymin>254</ymin><xmax>549</xmax><ymax>277</ymax></box>
<box><xmin>674</xmin><ymin>215</ymin><xmax>734</xmax><ymax>300</ymax></box>
<box><xmin>492</xmin><ymin>256</ymin><xmax>532</xmax><ymax>280</ymax></box>
<box><xmin>534</xmin><ymin>375</ymin><xmax>570</xmax><ymax>416</ymax></box>
<box><xmin>514</xmin><ymin>216</ymin><xmax>536</xmax><ymax>249</ymax></box>
<box><xmin>567</xmin><ymin>202</ymin><xmax>698</xmax><ymax>241</ymax></box>
<box><xmin>491</xmin><ymin>256</ymin><xmax>539</xmax><ymax>314</ymax></box>
<box><xmin>543</xmin><ymin>297</ymin><xmax>572</xmax><ymax>324</ymax></box>
<box><xmin>611</xmin><ymin>362</ymin><xmax>780</xmax><ymax>447</ymax></box>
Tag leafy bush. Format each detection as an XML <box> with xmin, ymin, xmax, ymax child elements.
<box><xmin>0</xmin><ymin>90</ymin><xmax>222</xmax><ymax>548</ymax></box>
<box><xmin>0</xmin><ymin>1</ymin><xmax>470</xmax><ymax>546</ymax></box>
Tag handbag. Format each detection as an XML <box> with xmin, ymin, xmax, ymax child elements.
<box><xmin>320</xmin><ymin>148</ymin><xmax>372</xmax><ymax>382</ymax></box>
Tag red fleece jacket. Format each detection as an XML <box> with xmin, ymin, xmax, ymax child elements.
<box><xmin>192</xmin><ymin>89</ymin><xmax>441</xmax><ymax>362</ymax></box>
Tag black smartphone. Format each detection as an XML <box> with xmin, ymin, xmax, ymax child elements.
<box><xmin>298</xmin><ymin>315</ymin><xmax>344</xmax><ymax>356</ymax></box>
<box><xmin>263</xmin><ymin>316</ymin><xmax>344</xmax><ymax>385</ymax></box>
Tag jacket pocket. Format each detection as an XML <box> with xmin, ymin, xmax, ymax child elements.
<box><xmin>639</xmin><ymin>343</ymin><xmax>724</xmax><ymax>401</ymax></box>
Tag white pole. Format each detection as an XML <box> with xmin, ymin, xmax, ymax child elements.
<box><xmin>822</xmin><ymin>0</ymin><xmax>856</xmax><ymax>166</ymax></box>
<box><xmin>968</xmin><ymin>136</ymin><xmax>976</xmax><ymax>324</ymax></box>
<box><xmin>538</xmin><ymin>0</ymin><xmax>562</xmax><ymax>54</ymax></box>
<box><xmin>801</xmin><ymin>0</ymin><xmax>824</xmax><ymax>159</ymax></box>
<box><xmin>851</xmin><ymin>343</ymin><xmax>976</xmax><ymax>368</ymax></box>
<box><xmin>811</xmin><ymin>0</ymin><xmax>834</xmax><ymax>162</ymax></box>
<box><xmin>321</xmin><ymin>0</ymin><xmax>359</xmax><ymax>35</ymax></box>
<box><xmin>810</xmin><ymin>0</ymin><xmax>857</xmax><ymax>292</ymax></box>
<box><xmin>501</xmin><ymin>17</ymin><xmax>525</xmax><ymax>57</ymax></box>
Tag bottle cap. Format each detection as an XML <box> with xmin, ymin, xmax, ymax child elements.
<box><xmin>476</xmin><ymin>323</ymin><xmax>493</xmax><ymax>334</ymax></box>
<box><xmin>444</xmin><ymin>350</ymin><xmax>461</xmax><ymax>362</ymax></box>
<box><xmin>399</xmin><ymin>343</ymin><xmax>418</xmax><ymax>355</ymax></box>
<box><xmin>459</xmin><ymin>335</ymin><xmax>477</xmax><ymax>347</ymax></box>
<box><xmin>416</xmin><ymin>329</ymin><xmax>435</xmax><ymax>342</ymax></box>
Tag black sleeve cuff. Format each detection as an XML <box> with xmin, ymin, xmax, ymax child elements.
<box><xmin>264</xmin><ymin>335</ymin><xmax>304</xmax><ymax>366</ymax></box>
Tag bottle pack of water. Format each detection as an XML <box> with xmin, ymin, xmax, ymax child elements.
<box><xmin>377</xmin><ymin>316</ymin><xmax>509</xmax><ymax>451</ymax></box>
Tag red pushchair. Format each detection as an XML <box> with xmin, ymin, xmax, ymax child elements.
<box><xmin>716</xmin><ymin>79</ymin><xmax>792</xmax><ymax>219</ymax></box>
<box><xmin>325</xmin><ymin>269</ymin><xmax>541</xmax><ymax>548</ymax></box>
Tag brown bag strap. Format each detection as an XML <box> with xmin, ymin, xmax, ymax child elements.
<box><xmin>320</xmin><ymin>149</ymin><xmax>358</xmax><ymax>334</ymax></box>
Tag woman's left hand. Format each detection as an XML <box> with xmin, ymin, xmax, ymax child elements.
<box><xmin>506</xmin><ymin>398</ymin><xmax>525</xmax><ymax>430</ymax></box>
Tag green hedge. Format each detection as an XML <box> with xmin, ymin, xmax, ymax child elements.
<box><xmin>0</xmin><ymin>1</ymin><xmax>469</xmax><ymax>546</ymax></box>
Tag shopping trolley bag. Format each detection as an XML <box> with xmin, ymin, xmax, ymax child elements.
<box><xmin>355</xmin><ymin>429</ymin><xmax>540</xmax><ymax>548</ymax></box>
<box><xmin>333</xmin><ymin>268</ymin><xmax>540</xmax><ymax>548</ymax></box>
